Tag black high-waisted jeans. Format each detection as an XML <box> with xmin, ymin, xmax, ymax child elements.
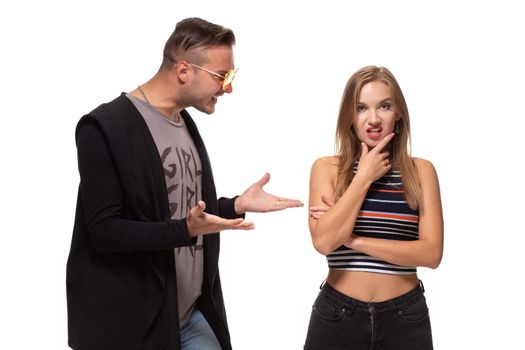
<box><xmin>304</xmin><ymin>280</ymin><xmax>433</xmax><ymax>350</ymax></box>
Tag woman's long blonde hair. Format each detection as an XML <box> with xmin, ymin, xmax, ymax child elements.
<box><xmin>334</xmin><ymin>66</ymin><xmax>422</xmax><ymax>210</ymax></box>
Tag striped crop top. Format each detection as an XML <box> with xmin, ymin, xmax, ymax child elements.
<box><xmin>326</xmin><ymin>164</ymin><xmax>419</xmax><ymax>275</ymax></box>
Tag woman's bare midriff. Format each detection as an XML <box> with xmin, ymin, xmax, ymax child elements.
<box><xmin>326</xmin><ymin>269</ymin><xmax>419</xmax><ymax>302</ymax></box>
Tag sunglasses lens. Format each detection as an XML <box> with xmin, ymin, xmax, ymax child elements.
<box><xmin>223</xmin><ymin>69</ymin><xmax>237</xmax><ymax>89</ymax></box>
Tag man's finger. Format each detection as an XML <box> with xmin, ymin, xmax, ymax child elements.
<box><xmin>190</xmin><ymin>200</ymin><xmax>206</xmax><ymax>217</ymax></box>
<box><xmin>256</xmin><ymin>172</ymin><xmax>271</xmax><ymax>187</ymax></box>
<box><xmin>229</xmin><ymin>221</ymin><xmax>255</xmax><ymax>230</ymax></box>
<box><xmin>207</xmin><ymin>215</ymin><xmax>244</xmax><ymax>226</ymax></box>
<box><xmin>273</xmin><ymin>197</ymin><xmax>304</xmax><ymax>206</ymax></box>
<box><xmin>283</xmin><ymin>200</ymin><xmax>304</xmax><ymax>207</ymax></box>
<box><xmin>271</xmin><ymin>200</ymin><xmax>304</xmax><ymax>210</ymax></box>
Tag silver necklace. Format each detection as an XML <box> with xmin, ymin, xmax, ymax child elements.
<box><xmin>137</xmin><ymin>85</ymin><xmax>151</xmax><ymax>105</ymax></box>
<box><xmin>137</xmin><ymin>85</ymin><xmax>181</xmax><ymax>123</ymax></box>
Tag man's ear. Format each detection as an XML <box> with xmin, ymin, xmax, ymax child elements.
<box><xmin>175</xmin><ymin>61</ymin><xmax>189</xmax><ymax>84</ymax></box>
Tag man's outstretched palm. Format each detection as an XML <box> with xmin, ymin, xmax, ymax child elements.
<box><xmin>234</xmin><ymin>173</ymin><xmax>304</xmax><ymax>214</ymax></box>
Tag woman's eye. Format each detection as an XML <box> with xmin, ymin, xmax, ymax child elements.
<box><xmin>380</xmin><ymin>103</ymin><xmax>391</xmax><ymax>110</ymax></box>
<box><xmin>357</xmin><ymin>105</ymin><xmax>366</xmax><ymax>112</ymax></box>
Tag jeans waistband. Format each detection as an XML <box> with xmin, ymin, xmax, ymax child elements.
<box><xmin>320</xmin><ymin>280</ymin><xmax>425</xmax><ymax>312</ymax></box>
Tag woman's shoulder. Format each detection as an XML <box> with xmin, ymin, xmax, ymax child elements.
<box><xmin>310</xmin><ymin>156</ymin><xmax>339</xmax><ymax>178</ymax></box>
<box><xmin>312</xmin><ymin>156</ymin><xmax>339</xmax><ymax>169</ymax></box>
<box><xmin>412</xmin><ymin>157</ymin><xmax>438</xmax><ymax>178</ymax></box>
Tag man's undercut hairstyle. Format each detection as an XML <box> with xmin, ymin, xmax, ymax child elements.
<box><xmin>162</xmin><ymin>17</ymin><xmax>235</xmax><ymax>69</ymax></box>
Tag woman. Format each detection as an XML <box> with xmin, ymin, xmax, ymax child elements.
<box><xmin>304</xmin><ymin>66</ymin><xmax>443</xmax><ymax>350</ymax></box>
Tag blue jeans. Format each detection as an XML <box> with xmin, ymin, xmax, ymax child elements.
<box><xmin>304</xmin><ymin>281</ymin><xmax>433</xmax><ymax>350</ymax></box>
<box><xmin>180</xmin><ymin>308</ymin><xmax>221</xmax><ymax>350</ymax></box>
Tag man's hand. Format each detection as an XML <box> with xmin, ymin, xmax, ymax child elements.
<box><xmin>234</xmin><ymin>173</ymin><xmax>304</xmax><ymax>214</ymax></box>
<box><xmin>187</xmin><ymin>200</ymin><xmax>254</xmax><ymax>237</ymax></box>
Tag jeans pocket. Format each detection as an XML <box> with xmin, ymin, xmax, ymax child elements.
<box><xmin>312</xmin><ymin>296</ymin><xmax>346</xmax><ymax>322</ymax></box>
<box><xmin>398</xmin><ymin>295</ymin><xmax>429</xmax><ymax>324</ymax></box>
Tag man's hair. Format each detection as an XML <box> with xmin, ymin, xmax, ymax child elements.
<box><xmin>161</xmin><ymin>17</ymin><xmax>235</xmax><ymax>69</ymax></box>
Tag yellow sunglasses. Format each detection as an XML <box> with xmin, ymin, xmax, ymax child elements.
<box><xmin>189</xmin><ymin>63</ymin><xmax>238</xmax><ymax>90</ymax></box>
<box><xmin>166</xmin><ymin>55</ymin><xmax>238</xmax><ymax>89</ymax></box>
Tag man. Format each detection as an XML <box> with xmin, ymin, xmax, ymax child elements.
<box><xmin>66</xmin><ymin>17</ymin><xmax>302</xmax><ymax>350</ymax></box>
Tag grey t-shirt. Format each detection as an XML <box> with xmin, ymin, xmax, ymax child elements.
<box><xmin>127</xmin><ymin>94</ymin><xmax>204</xmax><ymax>327</ymax></box>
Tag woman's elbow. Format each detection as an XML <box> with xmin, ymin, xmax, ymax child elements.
<box><xmin>311</xmin><ymin>235</ymin><xmax>334</xmax><ymax>256</ymax></box>
<box><xmin>313</xmin><ymin>242</ymin><xmax>332</xmax><ymax>256</ymax></box>
<box><xmin>309</xmin><ymin>220</ymin><xmax>339</xmax><ymax>256</ymax></box>
<box><xmin>426</xmin><ymin>259</ymin><xmax>441</xmax><ymax>270</ymax></box>
<box><xmin>425</xmin><ymin>249</ymin><xmax>443</xmax><ymax>269</ymax></box>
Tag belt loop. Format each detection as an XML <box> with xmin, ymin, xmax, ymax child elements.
<box><xmin>419</xmin><ymin>279</ymin><xmax>425</xmax><ymax>293</ymax></box>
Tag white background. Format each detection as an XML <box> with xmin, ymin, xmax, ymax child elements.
<box><xmin>1</xmin><ymin>1</ymin><xmax>523</xmax><ymax>349</ymax></box>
